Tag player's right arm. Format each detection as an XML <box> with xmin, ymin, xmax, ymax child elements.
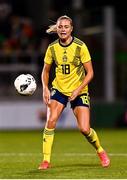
<box><xmin>41</xmin><ymin>63</ymin><xmax>52</xmax><ymax>105</ymax></box>
<box><xmin>41</xmin><ymin>46</ymin><xmax>53</xmax><ymax>105</ymax></box>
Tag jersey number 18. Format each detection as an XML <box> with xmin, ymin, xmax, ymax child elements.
<box><xmin>61</xmin><ymin>64</ymin><xmax>70</xmax><ymax>74</ymax></box>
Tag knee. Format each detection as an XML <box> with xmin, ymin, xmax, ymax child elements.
<box><xmin>47</xmin><ymin>115</ymin><xmax>58</xmax><ymax>128</ymax></box>
<box><xmin>80</xmin><ymin>127</ymin><xmax>90</xmax><ymax>136</ymax></box>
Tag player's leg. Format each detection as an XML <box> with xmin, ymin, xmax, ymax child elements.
<box><xmin>73</xmin><ymin>106</ymin><xmax>103</xmax><ymax>150</ymax></box>
<box><xmin>71</xmin><ymin>94</ymin><xmax>110</xmax><ymax>167</ymax></box>
<box><xmin>38</xmin><ymin>89</ymin><xmax>68</xmax><ymax>170</ymax></box>
<box><xmin>38</xmin><ymin>99</ymin><xmax>65</xmax><ymax>170</ymax></box>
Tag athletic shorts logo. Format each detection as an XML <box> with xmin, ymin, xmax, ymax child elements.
<box><xmin>51</xmin><ymin>89</ymin><xmax>56</xmax><ymax>96</ymax></box>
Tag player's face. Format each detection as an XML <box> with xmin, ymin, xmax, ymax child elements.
<box><xmin>56</xmin><ymin>19</ymin><xmax>73</xmax><ymax>41</ymax></box>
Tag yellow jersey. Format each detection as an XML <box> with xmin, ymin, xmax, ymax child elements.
<box><xmin>44</xmin><ymin>37</ymin><xmax>91</xmax><ymax>96</ymax></box>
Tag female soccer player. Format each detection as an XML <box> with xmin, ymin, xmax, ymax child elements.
<box><xmin>38</xmin><ymin>15</ymin><xmax>110</xmax><ymax>170</ymax></box>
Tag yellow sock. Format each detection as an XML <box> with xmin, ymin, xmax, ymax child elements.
<box><xmin>43</xmin><ymin>127</ymin><xmax>54</xmax><ymax>163</ymax></box>
<box><xmin>85</xmin><ymin>128</ymin><xmax>104</xmax><ymax>153</ymax></box>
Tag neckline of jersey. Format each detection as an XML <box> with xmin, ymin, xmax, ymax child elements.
<box><xmin>59</xmin><ymin>36</ymin><xmax>74</xmax><ymax>47</ymax></box>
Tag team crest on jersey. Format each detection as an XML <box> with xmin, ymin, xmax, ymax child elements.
<box><xmin>51</xmin><ymin>89</ymin><xmax>56</xmax><ymax>96</ymax></box>
<box><xmin>62</xmin><ymin>55</ymin><xmax>67</xmax><ymax>62</ymax></box>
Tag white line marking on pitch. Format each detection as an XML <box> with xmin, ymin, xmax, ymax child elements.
<box><xmin>0</xmin><ymin>153</ymin><xmax>127</xmax><ymax>156</ymax></box>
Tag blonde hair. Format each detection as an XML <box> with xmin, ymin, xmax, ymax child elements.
<box><xmin>46</xmin><ymin>15</ymin><xmax>73</xmax><ymax>34</ymax></box>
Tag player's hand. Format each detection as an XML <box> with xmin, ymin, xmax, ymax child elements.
<box><xmin>43</xmin><ymin>87</ymin><xmax>50</xmax><ymax>105</ymax></box>
<box><xmin>69</xmin><ymin>88</ymin><xmax>80</xmax><ymax>101</ymax></box>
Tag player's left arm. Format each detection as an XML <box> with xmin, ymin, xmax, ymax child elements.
<box><xmin>69</xmin><ymin>60</ymin><xmax>94</xmax><ymax>101</ymax></box>
<box><xmin>81</xmin><ymin>60</ymin><xmax>94</xmax><ymax>89</ymax></box>
<box><xmin>79</xmin><ymin>43</ymin><xmax>94</xmax><ymax>90</ymax></box>
<box><xmin>69</xmin><ymin>43</ymin><xmax>94</xmax><ymax>101</ymax></box>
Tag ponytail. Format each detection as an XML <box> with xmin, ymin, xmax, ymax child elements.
<box><xmin>46</xmin><ymin>15</ymin><xmax>73</xmax><ymax>34</ymax></box>
<box><xmin>46</xmin><ymin>24</ymin><xmax>57</xmax><ymax>34</ymax></box>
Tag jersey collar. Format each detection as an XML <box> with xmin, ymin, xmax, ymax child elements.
<box><xmin>59</xmin><ymin>36</ymin><xmax>74</xmax><ymax>47</ymax></box>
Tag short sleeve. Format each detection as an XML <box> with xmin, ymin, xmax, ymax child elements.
<box><xmin>44</xmin><ymin>46</ymin><xmax>53</xmax><ymax>64</ymax></box>
<box><xmin>80</xmin><ymin>43</ymin><xmax>91</xmax><ymax>63</ymax></box>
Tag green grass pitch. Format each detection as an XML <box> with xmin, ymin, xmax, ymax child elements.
<box><xmin>0</xmin><ymin>128</ymin><xmax>127</xmax><ymax>179</ymax></box>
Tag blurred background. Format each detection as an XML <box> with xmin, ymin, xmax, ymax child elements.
<box><xmin>0</xmin><ymin>0</ymin><xmax>127</xmax><ymax>130</ymax></box>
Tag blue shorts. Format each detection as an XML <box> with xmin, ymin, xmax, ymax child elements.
<box><xmin>50</xmin><ymin>88</ymin><xmax>90</xmax><ymax>109</ymax></box>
